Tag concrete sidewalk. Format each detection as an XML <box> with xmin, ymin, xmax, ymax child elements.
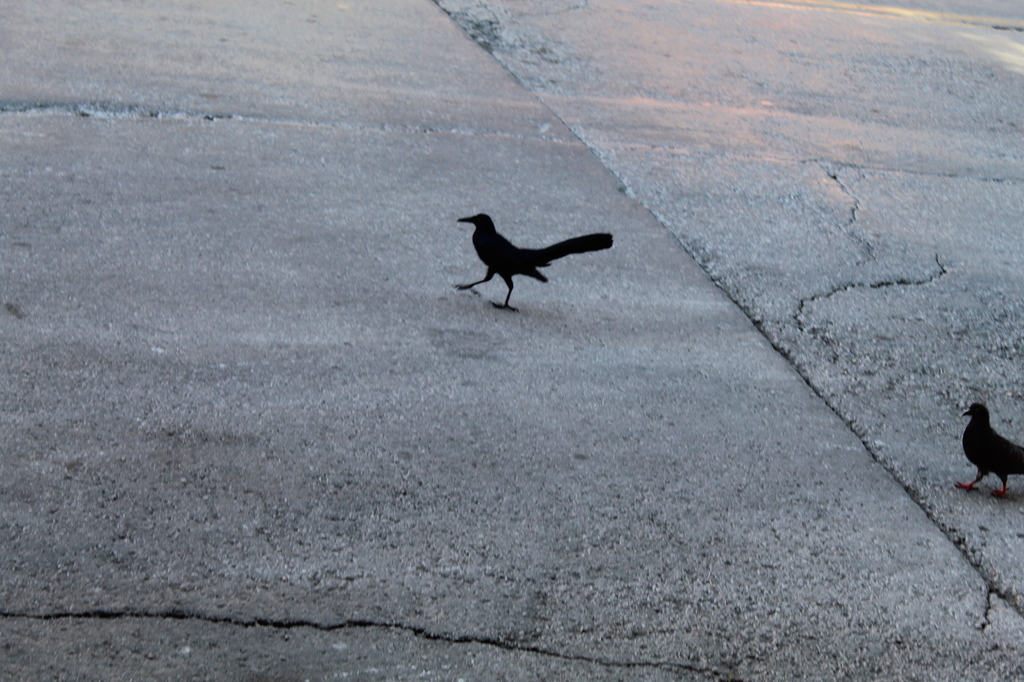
<box><xmin>1</xmin><ymin>1</ymin><xmax>1022</xmax><ymax>679</ymax></box>
<box><xmin>434</xmin><ymin>0</ymin><xmax>1024</xmax><ymax>647</ymax></box>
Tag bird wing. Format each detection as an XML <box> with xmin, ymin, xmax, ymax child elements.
<box><xmin>473</xmin><ymin>231</ymin><xmax>541</xmax><ymax>277</ymax></box>
<box><xmin>994</xmin><ymin>433</ymin><xmax>1024</xmax><ymax>475</ymax></box>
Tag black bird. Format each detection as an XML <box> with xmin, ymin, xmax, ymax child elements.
<box><xmin>956</xmin><ymin>402</ymin><xmax>1024</xmax><ymax>498</ymax></box>
<box><xmin>453</xmin><ymin>213</ymin><xmax>613</xmax><ymax>311</ymax></box>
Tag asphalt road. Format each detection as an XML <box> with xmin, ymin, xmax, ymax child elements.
<box><xmin>3</xmin><ymin>0</ymin><xmax>1024</xmax><ymax>679</ymax></box>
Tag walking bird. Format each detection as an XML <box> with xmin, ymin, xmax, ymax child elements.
<box><xmin>453</xmin><ymin>213</ymin><xmax>613</xmax><ymax>311</ymax></box>
<box><xmin>956</xmin><ymin>402</ymin><xmax>1024</xmax><ymax>498</ymax></box>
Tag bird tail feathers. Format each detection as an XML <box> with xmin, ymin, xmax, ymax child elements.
<box><xmin>528</xmin><ymin>233</ymin><xmax>613</xmax><ymax>266</ymax></box>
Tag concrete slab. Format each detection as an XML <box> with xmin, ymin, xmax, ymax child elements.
<box><xmin>434</xmin><ymin>0</ymin><xmax>1024</xmax><ymax>624</ymax></box>
<box><xmin>0</xmin><ymin>0</ymin><xmax>572</xmax><ymax>140</ymax></box>
<box><xmin>2</xmin><ymin>0</ymin><xmax>1023</xmax><ymax>679</ymax></box>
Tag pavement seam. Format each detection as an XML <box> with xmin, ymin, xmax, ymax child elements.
<box><xmin>636</xmin><ymin>193</ymin><xmax>1021</xmax><ymax>624</ymax></box>
<box><xmin>0</xmin><ymin>100</ymin><xmax>228</xmax><ymax>121</ymax></box>
<box><xmin>0</xmin><ymin>609</ymin><xmax>735</xmax><ymax>680</ymax></box>
<box><xmin>781</xmin><ymin>247</ymin><xmax>1024</xmax><ymax>623</ymax></box>
<box><xmin>766</xmin><ymin>269</ymin><xmax>1024</xmax><ymax>624</ymax></box>
<box><xmin>0</xmin><ymin>100</ymin><xmax>572</xmax><ymax>144</ymax></box>
<box><xmin>830</xmin><ymin>163</ymin><xmax>1024</xmax><ymax>186</ymax></box>
<box><xmin>584</xmin><ymin>139</ymin><xmax>1024</xmax><ymax>186</ymax></box>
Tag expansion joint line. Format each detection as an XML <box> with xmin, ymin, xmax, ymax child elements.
<box><xmin>0</xmin><ymin>100</ymin><xmax>229</xmax><ymax>121</ymax></box>
<box><xmin>0</xmin><ymin>608</ymin><xmax>735</xmax><ymax>680</ymax></box>
<box><xmin>0</xmin><ymin>99</ymin><xmax>572</xmax><ymax>143</ymax></box>
<box><xmin>427</xmin><ymin>0</ymin><xmax>631</xmax><ymax>194</ymax></box>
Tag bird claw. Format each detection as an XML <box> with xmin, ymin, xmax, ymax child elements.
<box><xmin>454</xmin><ymin>285</ymin><xmax>482</xmax><ymax>298</ymax></box>
<box><xmin>491</xmin><ymin>302</ymin><xmax>518</xmax><ymax>312</ymax></box>
<box><xmin>955</xmin><ymin>482</ymin><xmax>977</xmax><ymax>491</ymax></box>
<box><xmin>992</xmin><ymin>488</ymin><xmax>1009</xmax><ymax>498</ymax></box>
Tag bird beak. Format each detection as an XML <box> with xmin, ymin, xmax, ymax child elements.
<box><xmin>457</xmin><ymin>216</ymin><xmax>473</xmax><ymax>224</ymax></box>
<box><xmin>963</xmin><ymin>409</ymin><xmax>971</xmax><ymax>416</ymax></box>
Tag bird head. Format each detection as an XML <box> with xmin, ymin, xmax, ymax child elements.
<box><xmin>457</xmin><ymin>213</ymin><xmax>495</xmax><ymax>230</ymax></box>
<box><xmin>963</xmin><ymin>402</ymin><xmax>989</xmax><ymax>419</ymax></box>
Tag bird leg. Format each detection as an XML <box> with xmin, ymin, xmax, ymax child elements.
<box><xmin>490</xmin><ymin>275</ymin><xmax>518</xmax><ymax>312</ymax></box>
<box><xmin>993</xmin><ymin>476</ymin><xmax>1010</xmax><ymax>498</ymax></box>
<box><xmin>955</xmin><ymin>470</ymin><xmax>986</xmax><ymax>492</ymax></box>
<box><xmin>454</xmin><ymin>268</ymin><xmax>494</xmax><ymax>292</ymax></box>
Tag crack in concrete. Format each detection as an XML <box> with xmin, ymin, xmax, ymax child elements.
<box><xmin>981</xmin><ymin>588</ymin><xmax>996</xmax><ymax>631</ymax></box>
<box><xmin>775</xmin><ymin>249</ymin><xmax>1024</xmax><ymax>622</ymax></box>
<box><xmin>866</xmin><ymin>165</ymin><xmax>1024</xmax><ymax>185</ymax></box>
<box><xmin>820</xmin><ymin>162</ymin><xmax>875</xmax><ymax>262</ymax></box>
<box><xmin>823</xmin><ymin>165</ymin><xmax>859</xmax><ymax>226</ymax></box>
<box><xmin>0</xmin><ymin>607</ymin><xmax>734</xmax><ymax>680</ymax></box>
<box><xmin>718</xmin><ymin>288</ymin><xmax>1024</xmax><ymax>626</ymax></box>
<box><xmin>0</xmin><ymin>100</ymin><xmax>229</xmax><ymax>121</ymax></box>
<box><xmin>0</xmin><ymin>100</ymin><xmax>572</xmax><ymax>143</ymax></box>
<box><xmin>546</xmin><ymin>153</ymin><xmax>1021</xmax><ymax>629</ymax></box>
<box><xmin>611</xmin><ymin>139</ymin><xmax>1024</xmax><ymax>185</ymax></box>
<box><xmin>794</xmin><ymin>253</ymin><xmax>948</xmax><ymax>333</ymax></box>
